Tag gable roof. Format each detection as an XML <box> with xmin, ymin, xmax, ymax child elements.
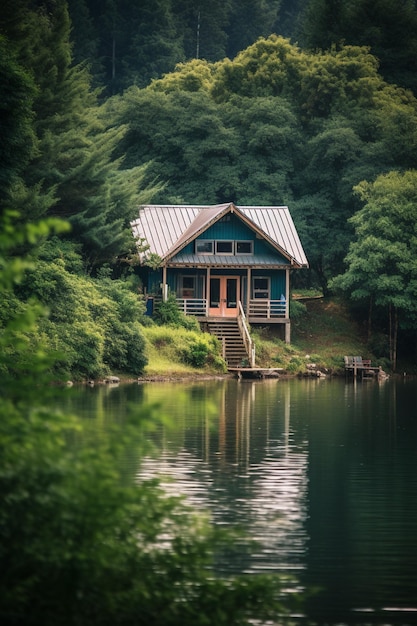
<box><xmin>131</xmin><ymin>202</ymin><xmax>308</xmax><ymax>267</ymax></box>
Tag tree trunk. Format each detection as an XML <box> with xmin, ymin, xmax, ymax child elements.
<box><xmin>111</xmin><ymin>34</ymin><xmax>116</xmax><ymax>93</ymax></box>
<box><xmin>392</xmin><ymin>306</ymin><xmax>398</xmax><ymax>372</ymax></box>
<box><xmin>367</xmin><ymin>296</ymin><xmax>373</xmax><ymax>342</ymax></box>
<box><xmin>388</xmin><ymin>304</ymin><xmax>393</xmax><ymax>364</ymax></box>
<box><xmin>388</xmin><ymin>304</ymin><xmax>398</xmax><ymax>371</ymax></box>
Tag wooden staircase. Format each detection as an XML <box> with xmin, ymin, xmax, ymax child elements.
<box><xmin>205</xmin><ymin>318</ymin><xmax>249</xmax><ymax>367</ymax></box>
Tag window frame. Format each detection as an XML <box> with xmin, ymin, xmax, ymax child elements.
<box><xmin>195</xmin><ymin>240</ymin><xmax>214</xmax><ymax>255</ymax></box>
<box><xmin>235</xmin><ymin>240</ymin><xmax>253</xmax><ymax>255</ymax></box>
<box><xmin>215</xmin><ymin>240</ymin><xmax>234</xmax><ymax>255</ymax></box>
<box><xmin>180</xmin><ymin>275</ymin><xmax>196</xmax><ymax>298</ymax></box>
<box><xmin>253</xmin><ymin>276</ymin><xmax>270</xmax><ymax>299</ymax></box>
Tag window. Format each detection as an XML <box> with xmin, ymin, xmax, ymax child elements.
<box><xmin>236</xmin><ymin>241</ymin><xmax>253</xmax><ymax>254</ymax></box>
<box><xmin>216</xmin><ymin>240</ymin><xmax>233</xmax><ymax>254</ymax></box>
<box><xmin>253</xmin><ymin>277</ymin><xmax>270</xmax><ymax>299</ymax></box>
<box><xmin>195</xmin><ymin>240</ymin><xmax>213</xmax><ymax>254</ymax></box>
<box><xmin>195</xmin><ymin>238</ymin><xmax>254</xmax><ymax>255</ymax></box>
<box><xmin>181</xmin><ymin>276</ymin><xmax>195</xmax><ymax>298</ymax></box>
<box><xmin>209</xmin><ymin>278</ymin><xmax>220</xmax><ymax>308</ymax></box>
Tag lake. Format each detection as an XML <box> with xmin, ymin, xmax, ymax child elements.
<box><xmin>60</xmin><ymin>376</ymin><xmax>417</xmax><ymax>625</ymax></box>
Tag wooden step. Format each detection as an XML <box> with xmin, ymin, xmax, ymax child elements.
<box><xmin>206</xmin><ymin>319</ymin><xmax>249</xmax><ymax>366</ymax></box>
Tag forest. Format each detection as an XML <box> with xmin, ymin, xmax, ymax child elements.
<box><xmin>2</xmin><ymin>0</ymin><xmax>417</xmax><ymax>378</ymax></box>
<box><xmin>2</xmin><ymin>1</ymin><xmax>417</xmax><ymax>624</ymax></box>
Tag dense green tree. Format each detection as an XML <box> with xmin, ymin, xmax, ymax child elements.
<box><xmin>301</xmin><ymin>0</ymin><xmax>417</xmax><ymax>93</ymax></box>
<box><xmin>113</xmin><ymin>87</ymin><xmax>240</xmax><ymax>203</ymax></box>
<box><xmin>0</xmin><ymin>36</ymin><xmax>36</xmax><ymax>201</ymax></box>
<box><xmin>66</xmin><ymin>0</ymin><xmax>312</xmax><ymax>94</ymax></box>
<box><xmin>301</xmin><ymin>0</ymin><xmax>349</xmax><ymax>50</ymax></box>
<box><xmin>330</xmin><ymin>170</ymin><xmax>417</xmax><ymax>370</ymax></box>
<box><xmin>173</xmin><ymin>0</ymin><xmax>233</xmax><ymax>62</ymax></box>
<box><xmin>223</xmin><ymin>96</ymin><xmax>302</xmax><ymax>205</ymax></box>
<box><xmin>276</xmin><ymin>0</ymin><xmax>309</xmax><ymax>38</ymax></box>
<box><xmin>1</xmin><ymin>0</ymin><xmax>160</xmax><ymax>270</ymax></box>
<box><xmin>66</xmin><ymin>0</ymin><xmax>102</xmax><ymax>81</ymax></box>
<box><xmin>226</xmin><ymin>0</ymin><xmax>281</xmax><ymax>59</ymax></box>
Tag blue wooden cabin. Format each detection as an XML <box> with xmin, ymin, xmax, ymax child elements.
<box><xmin>131</xmin><ymin>202</ymin><xmax>308</xmax><ymax>345</ymax></box>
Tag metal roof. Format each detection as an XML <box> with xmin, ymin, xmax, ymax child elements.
<box><xmin>131</xmin><ymin>203</ymin><xmax>308</xmax><ymax>267</ymax></box>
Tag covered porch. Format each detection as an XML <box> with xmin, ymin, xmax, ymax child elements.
<box><xmin>147</xmin><ymin>264</ymin><xmax>292</xmax><ymax>342</ymax></box>
<box><xmin>160</xmin><ymin>265</ymin><xmax>290</xmax><ymax>318</ymax></box>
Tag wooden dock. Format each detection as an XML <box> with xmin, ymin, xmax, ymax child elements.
<box><xmin>228</xmin><ymin>367</ymin><xmax>283</xmax><ymax>379</ymax></box>
<box><xmin>344</xmin><ymin>356</ymin><xmax>383</xmax><ymax>381</ymax></box>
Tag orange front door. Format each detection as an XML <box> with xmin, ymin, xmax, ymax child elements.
<box><xmin>209</xmin><ymin>276</ymin><xmax>239</xmax><ymax>317</ymax></box>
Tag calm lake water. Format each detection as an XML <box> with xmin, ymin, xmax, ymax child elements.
<box><xmin>59</xmin><ymin>377</ymin><xmax>417</xmax><ymax>625</ymax></box>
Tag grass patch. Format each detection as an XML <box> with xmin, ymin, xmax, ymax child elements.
<box><xmin>142</xmin><ymin>325</ymin><xmax>227</xmax><ymax>376</ymax></box>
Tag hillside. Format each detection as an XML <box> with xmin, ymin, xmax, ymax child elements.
<box><xmin>292</xmin><ymin>297</ymin><xmax>368</xmax><ymax>363</ymax></box>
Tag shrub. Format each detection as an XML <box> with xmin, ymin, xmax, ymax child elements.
<box><xmin>286</xmin><ymin>356</ymin><xmax>305</xmax><ymax>373</ymax></box>
<box><xmin>186</xmin><ymin>339</ymin><xmax>209</xmax><ymax>367</ymax></box>
<box><xmin>154</xmin><ymin>295</ymin><xmax>200</xmax><ymax>331</ymax></box>
<box><xmin>14</xmin><ymin>251</ymin><xmax>148</xmax><ymax>379</ymax></box>
<box><xmin>180</xmin><ymin>332</ymin><xmax>223</xmax><ymax>369</ymax></box>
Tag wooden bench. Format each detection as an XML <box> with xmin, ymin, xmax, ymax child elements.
<box><xmin>344</xmin><ymin>356</ymin><xmax>380</xmax><ymax>380</ymax></box>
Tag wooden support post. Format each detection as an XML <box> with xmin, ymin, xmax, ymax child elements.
<box><xmin>285</xmin><ymin>321</ymin><xmax>291</xmax><ymax>344</ymax></box>
<box><xmin>246</xmin><ymin>267</ymin><xmax>251</xmax><ymax>318</ymax></box>
<box><xmin>162</xmin><ymin>265</ymin><xmax>167</xmax><ymax>301</ymax></box>
<box><xmin>285</xmin><ymin>267</ymin><xmax>290</xmax><ymax>318</ymax></box>
<box><xmin>285</xmin><ymin>268</ymin><xmax>291</xmax><ymax>344</ymax></box>
<box><xmin>206</xmin><ymin>267</ymin><xmax>210</xmax><ymax>316</ymax></box>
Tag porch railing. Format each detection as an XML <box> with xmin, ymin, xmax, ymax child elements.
<box><xmin>176</xmin><ymin>298</ymin><xmax>207</xmax><ymax>316</ymax></box>
<box><xmin>238</xmin><ymin>302</ymin><xmax>255</xmax><ymax>367</ymax></box>
<box><xmin>152</xmin><ymin>296</ymin><xmax>287</xmax><ymax>320</ymax></box>
<box><xmin>248</xmin><ymin>299</ymin><xmax>287</xmax><ymax>318</ymax></box>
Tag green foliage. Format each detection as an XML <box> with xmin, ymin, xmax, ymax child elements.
<box><xmin>0</xmin><ymin>391</ymin><xmax>300</xmax><ymax>625</ymax></box>
<box><xmin>301</xmin><ymin>0</ymin><xmax>417</xmax><ymax>93</ymax></box>
<box><xmin>1</xmin><ymin>0</ymin><xmax>161</xmax><ymax>270</ymax></box>
<box><xmin>331</xmin><ymin>170</ymin><xmax>417</xmax><ymax>314</ymax></box>
<box><xmin>10</xmin><ymin>239</ymin><xmax>148</xmax><ymax>379</ymax></box>
<box><xmin>287</xmin><ymin>355</ymin><xmax>305</xmax><ymax>372</ymax></box>
<box><xmin>289</xmin><ymin>298</ymin><xmax>307</xmax><ymax>320</ymax></box>
<box><xmin>65</xmin><ymin>0</ymin><xmax>290</xmax><ymax>95</ymax></box>
<box><xmin>0</xmin><ymin>36</ymin><xmax>36</xmax><ymax>197</ymax></box>
<box><xmin>154</xmin><ymin>294</ymin><xmax>200</xmax><ymax>331</ymax></box>
<box><xmin>180</xmin><ymin>333</ymin><xmax>222</xmax><ymax>369</ymax></box>
<box><xmin>330</xmin><ymin>170</ymin><xmax>417</xmax><ymax>369</ymax></box>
